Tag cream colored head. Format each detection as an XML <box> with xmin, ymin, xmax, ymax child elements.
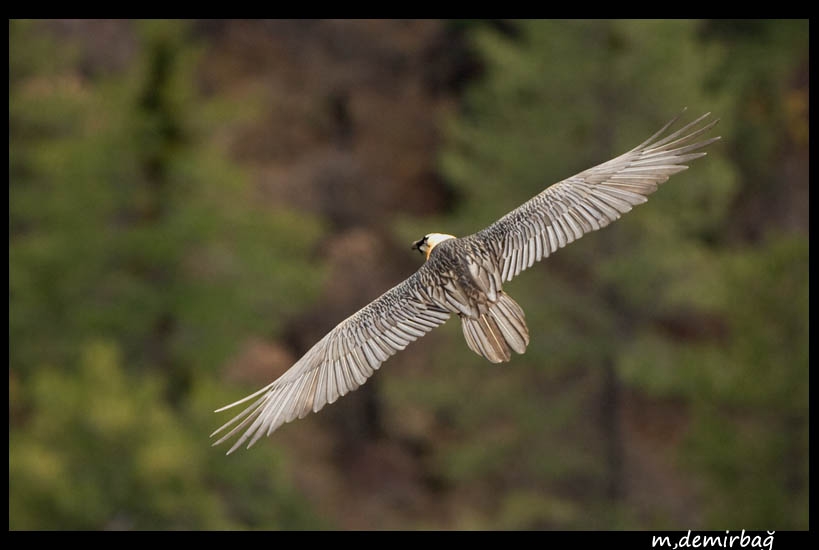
<box><xmin>412</xmin><ymin>233</ymin><xmax>456</xmax><ymax>261</ymax></box>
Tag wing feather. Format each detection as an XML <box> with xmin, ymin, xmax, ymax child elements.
<box><xmin>211</xmin><ymin>271</ymin><xmax>452</xmax><ymax>454</ymax></box>
<box><xmin>213</xmin><ymin>111</ymin><xmax>720</xmax><ymax>454</ymax></box>
<box><xmin>473</xmin><ymin>111</ymin><xmax>720</xmax><ymax>282</ymax></box>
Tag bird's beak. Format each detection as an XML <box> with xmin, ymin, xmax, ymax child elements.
<box><xmin>411</xmin><ymin>238</ymin><xmax>424</xmax><ymax>252</ymax></box>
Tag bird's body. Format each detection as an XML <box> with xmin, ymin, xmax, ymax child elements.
<box><xmin>212</xmin><ymin>111</ymin><xmax>720</xmax><ymax>454</ymax></box>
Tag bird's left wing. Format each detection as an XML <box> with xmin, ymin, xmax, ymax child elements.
<box><xmin>211</xmin><ymin>270</ymin><xmax>451</xmax><ymax>454</ymax></box>
<box><xmin>473</xmin><ymin>111</ymin><xmax>720</xmax><ymax>282</ymax></box>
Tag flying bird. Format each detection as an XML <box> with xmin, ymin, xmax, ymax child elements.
<box><xmin>212</xmin><ymin>110</ymin><xmax>720</xmax><ymax>454</ymax></box>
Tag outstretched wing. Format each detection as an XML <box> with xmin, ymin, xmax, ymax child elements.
<box><xmin>211</xmin><ymin>269</ymin><xmax>451</xmax><ymax>454</ymax></box>
<box><xmin>473</xmin><ymin>111</ymin><xmax>721</xmax><ymax>282</ymax></box>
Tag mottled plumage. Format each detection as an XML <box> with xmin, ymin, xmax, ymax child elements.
<box><xmin>212</xmin><ymin>111</ymin><xmax>720</xmax><ymax>454</ymax></box>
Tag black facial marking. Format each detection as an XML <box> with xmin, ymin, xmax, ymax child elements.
<box><xmin>411</xmin><ymin>236</ymin><xmax>427</xmax><ymax>252</ymax></box>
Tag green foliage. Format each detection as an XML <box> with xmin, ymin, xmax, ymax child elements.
<box><xmin>445</xmin><ymin>20</ymin><xmax>734</xmax><ymax>224</ymax></box>
<box><xmin>10</xmin><ymin>20</ymin><xmax>325</xmax><ymax>530</ymax></box>
<box><xmin>11</xmin><ymin>340</ymin><xmax>218</xmax><ymax>529</ymax></box>
<box><xmin>10</xmin><ymin>340</ymin><xmax>323</xmax><ymax>529</ymax></box>
<box><xmin>438</xmin><ymin>19</ymin><xmax>808</xmax><ymax>529</ymax></box>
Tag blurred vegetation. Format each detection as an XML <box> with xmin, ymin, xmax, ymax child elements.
<box><xmin>10</xmin><ymin>19</ymin><xmax>325</xmax><ymax>530</ymax></box>
<box><xmin>9</xmin><ymin>19</ymin><xmax>808</xmax><ymax>530</ymax></box>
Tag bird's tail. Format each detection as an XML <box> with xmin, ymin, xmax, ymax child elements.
<box><xmin>461</xmin><ymin>291</ymin><xmax>530</xmax><ymax>363</ymax></box>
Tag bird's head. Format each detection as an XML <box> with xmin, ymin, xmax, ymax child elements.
<box><xmin>412</xmin><ymin>233</ymin><xmax>456</xmax><ymax>261</ymax></box>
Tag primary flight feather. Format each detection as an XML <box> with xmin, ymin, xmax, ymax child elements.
<box><xmin>212</xmin><ymin>110</ymin><xmax>720</xmax><ymax>454</ymax></box>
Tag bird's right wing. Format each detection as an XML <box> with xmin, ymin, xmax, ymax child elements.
<box><xmin>211</xmin><ymin>268</ymin><xmax>451</xmax><ymax>454</ymax></box>
<box><xmin>473</xmin><ymin>111</ymin><xmax>720</xmax><ymax>282</ymax></box>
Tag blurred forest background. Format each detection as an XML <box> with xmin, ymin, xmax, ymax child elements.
<box><xmin>9</xmin><ymin>19</ymin><xmax>808</xmax><ymax>530</ymax></box>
